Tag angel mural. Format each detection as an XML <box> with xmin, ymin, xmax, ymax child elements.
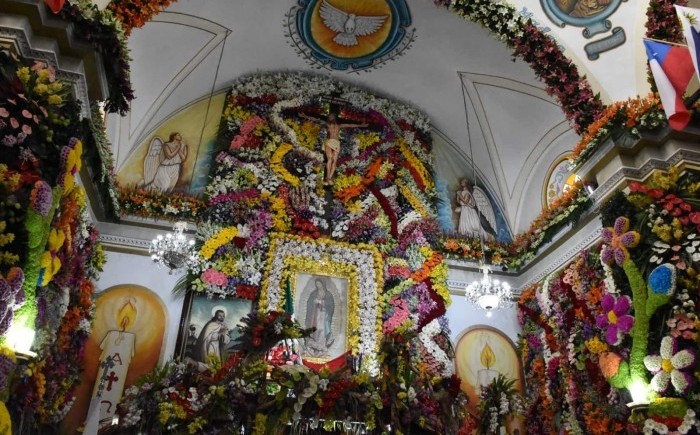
<box><xmin>141</xmin><ymin>132</ymin><xmax>188</xmax><ymax>193</ymax></box>
<box><xmin>455</xmin><ymin>179</ymin><xmax>497</xmax><ymax>241</ymax></box>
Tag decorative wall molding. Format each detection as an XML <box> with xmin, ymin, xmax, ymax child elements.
<box><xmin>517</xmin><ymin>223</ymin><xmax>600</xmax><ymax>290</ymax></box>
<box><xmin>590</xmin><ymin>147</ymin><xmax>700</xmax><ymax>204</ymax></box>
<box><xmin>0</xmin><ymin>26</ymin><xmax>91</xmax><ymax>117</ymax></box>
<box><xmin>0</xmin><ymin>4</ymin><xmax>107</xmax><ymax>118</ymax></box>
<box><xmin>99</xmin><ymin>233</ymin><xmax>151</xmax><ymax>252</ymax></box>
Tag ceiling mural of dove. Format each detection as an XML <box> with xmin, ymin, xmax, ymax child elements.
<box><xmin>319</xmin><ymin>0</ymin><xmax>388</xmax><ymax>47</ymax></box>
<box><xmin>288</xmin><ymin>0</ymin><xmax>415</xmax><ymax>71</ymax></box>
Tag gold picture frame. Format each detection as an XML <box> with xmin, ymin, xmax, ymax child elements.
<box><xmin>260</xmin><ymin>234</ymin><xmax>383</xmax><ymax>374</ymax></box>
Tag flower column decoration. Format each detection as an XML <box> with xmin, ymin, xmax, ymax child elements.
<box><xmin>598</xmin><ymin>217</ymin><xmax>673</xmax><ymax>393</ymax></box>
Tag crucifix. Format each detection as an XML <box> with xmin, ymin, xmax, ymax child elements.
<box><xmin>95</xmin><ymin>355</ymin><xmax>116</xmax><ymax>398</ymax></box>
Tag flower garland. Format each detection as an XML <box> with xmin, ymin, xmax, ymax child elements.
<box><xmin>58</xmin><ymin>1</ymin><xmax>134</xmax><ymax>114</ymax></box>
<box><xmin>117</xmin><ymin>184</ymin><xmax>207</xmax><ymax>221</ymax></box>
<box><xmin>107</xmin><ymin>0</ymin><xmax>177</xmax><ymax>36</ymax></box>
<box><xmin>0</xmin><ymin>48</ymin><xmax>103</xmax><ymax>428</ymax></box>
<box><xmin>518</xmin><ymin>250</ymin><xmax>630</xmax><ymax>434</ymax></box>
<box><xmin>84</xmin><ymin>103</ymin><xmax>120</xmax><ymax>216</ymax></box>
<box><xmin>115</xmin><ymin>311</ymin><xmax>466</xmax><ymax>434</ymax></box>
<box><xmin>570</xmin><ymin>94</ymin><xmax>666</xmax><ymax>166</ymax></box>
<box><xmin>439</xmin><ymin>181</ymin><xmax>593</xmax><ymax>270</ymax></box>
<box><xmin>117</xmin><ymin>71</ymin><xmax>462</xmax><ymax>433</ymax></box>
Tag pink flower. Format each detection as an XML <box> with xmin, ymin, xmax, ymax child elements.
<box><xmin>229</xmin><ymin>134</ymin><xmax>247</xmax><ymax>150</ymax></box>
<box><xmin>9</xmin><ymin>117</ymin><xmax>19</xmax><ymax>129</ymax></box>
<box><xmin>202</xmin><ymin>268</ymin><xmax>228</xmax><ymax>287</ymax></box>
<box><xmin>240</xmin><ymin>115</ymin><xmax>264</xmax><ymax>135</ymax></box>
<box><xmin>22</xmin><ymin>124</ymin><xmax>32</xmax><ymax>135</ymax></box>
<box><xmin>596</xmin><ymin>294</ymin><xmax>634</xmax><ymax>345</ymax></box>
<box><xmin>600</xmin><ymin>217</ymin><xmax>640</xmax><ymax>266</ymax></box>
<box><xmin>0</xmin><ymin>108</ymin><xmax>8</xmax><ymax>117</ymax></box>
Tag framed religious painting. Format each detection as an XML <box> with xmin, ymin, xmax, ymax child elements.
<box><xmin>294</xmin><ymin>273</ymin><xmax>348</xmax><ymax>365</ymax></box>
<box><xmin>260</xmin><ymin>233</ymin><xmax>383</xmax><ymax>374</ymax></box>
<box><xmin>175</xmin><ymin>292</ymin><xmax>253</xmax><ymax>369</ymax></box>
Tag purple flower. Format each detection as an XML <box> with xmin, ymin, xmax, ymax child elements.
<box><xmin>2</xmin><ymin>135</ymin><xmax>17</xmax><ymax>147</ymax></box>
<box><xmin>600</xmin><ymin>217</ymin><xmax>640</xmax><ymax>266</ymax></box>
<box><xmin>596</xmin><ymin>294</ymin><xmax>634</xmax><ymax>345</ymax></box>
<box><xmin>30</xmin><ymin>180</ymin><xmax>53</xmax><ymax>216</ymax></box>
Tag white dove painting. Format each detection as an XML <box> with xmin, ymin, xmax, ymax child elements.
<box><xmin>319</xmin><ymin>0</ymin><xmax>388</xmax><ymax>46</ymax></box>
<box><xmin>292</xmin><ymin>0</ymin><xmax>413</xmax><ymax>71</ymax></box>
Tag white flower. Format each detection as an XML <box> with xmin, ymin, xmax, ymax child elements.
<box><xmin>644</xmin><ymin>336</ymin><xmax>695</xmax><ymax>394</ymax></box>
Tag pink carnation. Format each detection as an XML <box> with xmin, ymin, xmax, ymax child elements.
<box><xmin>229</xmin><ymin>134</ymin><xmax>247</xmax><ymax>150</ymax></box>
<box><xmin>202</xmin><ymin>268</ymin><xmax>228</xmax><ymax>287</ymax></box>
<box><xmin>240</xmin><ymin>115</ymin><xmax>265</xmax><ymax>135</ymax></box>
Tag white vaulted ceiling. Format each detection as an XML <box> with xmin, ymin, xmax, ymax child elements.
<box><xmin>107</xmin><ymin>0</ymin><xmax>577</xmax><ymax>234</ymax></box>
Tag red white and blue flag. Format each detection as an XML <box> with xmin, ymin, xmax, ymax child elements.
<box><xmin>675</xmin><ymin>5</ymin><xmax>700</xmax><ymax>83</ymax></box>
<box><xmin>643</xmin><ymin>39</ymin><xmax>695</xmax><ymax>130</ymax></box>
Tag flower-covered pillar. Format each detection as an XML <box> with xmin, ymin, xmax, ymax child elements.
<box><xmin>0</xmin><ymin>41</ymin><xmax>107</xmax><ymax>429</ymax></box>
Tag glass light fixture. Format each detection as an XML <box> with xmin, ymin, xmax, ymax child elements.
<box><xmin>149</xmin><ymin>221</ymin><xmax>200</xmax><ymax>274</ymax></box>
<box><xmin>464</xmin><ymin>263</ymin><xmax>513</xmax><ymax>315</ymax></box>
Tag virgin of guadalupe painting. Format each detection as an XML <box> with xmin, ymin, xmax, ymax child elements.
<box><xmin>294</xmin><ymin>273</ymin><xmax>347</xmax><ymax>363</ymax></box>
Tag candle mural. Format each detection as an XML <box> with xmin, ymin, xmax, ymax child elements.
<box><xmin>61</xmin><ymin>285</ymin><xmax>166</xmax><ymax>433</ymax></box>
<box><xmin>455</xmin><ymin>326</ymin><xmax>525</xmax><ymax>434</ymax></box>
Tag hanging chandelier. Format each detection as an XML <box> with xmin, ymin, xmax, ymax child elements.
<box><xmin>464</xmin><ymin>263</ymin><xmax>513</xmax><ymax>315</ymax></box>
<box><xmin>149</xmin><ymin>221</ymin><xmax>200</xmax><ymax>274</ymax></box>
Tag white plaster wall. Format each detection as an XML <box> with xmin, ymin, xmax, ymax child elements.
<box><xmin>446</xmin><ymin>294</ymin><xmax>521</xmax><ymax>346</ymax></box>
<box><xmin>445</xmin><ymin>264</ymin><xmax>521</xmax><ymax>345</ymax></box>
<box><xmin>94</xmin><ymin>250</ymin><xmax>187</xmax><ymax>363</ymax></box>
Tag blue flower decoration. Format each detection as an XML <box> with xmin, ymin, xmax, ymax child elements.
<box><xmin>648</xmin><ymin>263</ymin><xmax>676</xmax><ymax>295</ymax></box>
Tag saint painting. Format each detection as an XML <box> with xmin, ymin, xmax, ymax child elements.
<box><xmin>177</xmin><ymin>295</ymin><xmax>252</xmax><ymax>372</ymax></box>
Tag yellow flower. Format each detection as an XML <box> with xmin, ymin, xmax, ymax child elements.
<box><xmin>652</xmin><ymin>223</ymin><xmax>672</xmax><ymax>243</ymax></box>
<box><xmin>377</xmin><ymin>161</ymin><xmax>394</xmax><ymax>179</ymax></box>
<box><xmin>585</xmin><ymin>336</ymin><xmax>608</xmax><ymax>354</ymax></box>
<box><xmin>200</xmin><ymin>226</ymin><xmax>238</xmax><ymax>259</ymax></box>
<box><xmin>356</xmin><ymin>131</ymin><xmax>380</xmax><ymax>150</ymax></box>
<box><xmin>649</xmin><ymin>167</ymin><xmax>680</xmax><ymax>190</ymax></box>
<box><xmin>430</xmin><ymin>262</ymin><xmax>451</xmax><ymax>305</ymax></box>
<box><xmin>37</xmin><ymin>69</ymin><xmax>50</xmax><ymax>82</ymax></box>
<box><xmin>16</xmin><ymin>67</ymin><xmax>30</xmax><ymax>84</ymax></box>
<box><xmin>0</xmin><ymin>401</ymin><xmax>11</xmax><ymax>434</ymax></box>
<box><xmin>173</xmin><ymin>403</ymin><xmax>187</xmax><ymax>419</ymax></box>
<box><xmin>188</xmin><ymin>417</ymin><xmax>206</xmax><ymax>434</ymax></box>
<box><xmin>39</xmin><ymin>228</ymin><xmax>66</xmax><ymax>285</ymax></box>
<box><xmin>47</xmin><ymin>94</ymin><xmax>63</xmax><ymax>105</ymax></box>
<box><xmin>270</xmin><ymin>143</ymin><xmax>300</xmax><ymax>187</ymax></box>
<box><xmin>34</xmin><ymin>83</ymin><xmax>49</xmax><ymax>95</ymax></box>
<box><xmin>347</xmin><ymin>200</ymin><xmax>363</xmax><ymax>214</ymax></box>
<box><xmin>158</xmin><ymin>403</ymin><xmax>172</xmax><ymax>425</ymax></box>
<box><xmin>270</xmin><ymin>196</ymin><xmax>290</xmax><ymax>231</ymax></box>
